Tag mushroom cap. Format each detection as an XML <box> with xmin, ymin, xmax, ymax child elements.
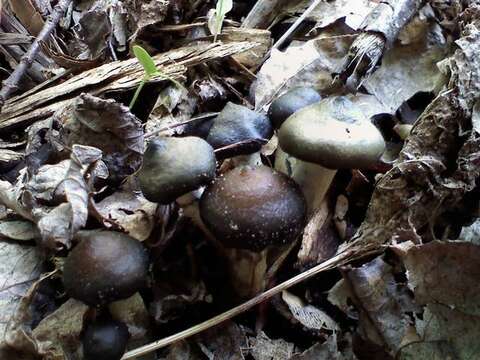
<box><xmin>63</xmin><ymin>231</ymin><xmax>149</xmax><ymax>306</ymax></box>
<box><xmin>200</xmin><ymin>165</ymin><xmax>306</xmax><ymax>251</ymax></box>
<box><xmin>83</xmin><ymin>319</ymin><xmax>129</xmax><ymax>360</ymax></box>
<box><xmin>138</xmin><ymin>136</ymin><xmax>216</xmax><ymax>204</ymax></box>
<box><xmin>206</xmin><ymin>102</ymin><xmax>273</xmax><ymax>157</ymax></box>
<box><xmin>278</xmin><ymin>96</ymin><xmax>386</xmax><ymax>169</ymax></box>
<box><xmin>268</xmin><ymin>87</ymin><xmax>322</xmax><ymax>129</ymax></box>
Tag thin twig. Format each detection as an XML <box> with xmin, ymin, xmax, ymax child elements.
<box><xmin>144</xmin><ymin>112</ymin><xmax>219</xmax><ymax>139</ymax></box>
<box><xmin>122</xmin><ymin>247</ymin><xmax>382</xmax><ymax>359</ymax></box>
<box><xmin>0</xmin><ymin>0</ymin><xmax>73</xmax><ymax>108</ymax></box>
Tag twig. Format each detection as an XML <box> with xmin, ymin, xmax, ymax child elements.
<box><xmin>0</xmin><ymin>0</ymin><xmax>73</xmax><ymax>108</ymax></box>
<box><xmin>122</xmin><ymin>246</ymin><xmax>381</xmax><ymax>359</ymax></box>
<box><xmin>144</xmin><ymin>112</ymin><xmax>219</xmax><ymax>139</ymax></box>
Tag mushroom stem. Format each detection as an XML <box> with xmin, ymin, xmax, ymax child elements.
<box><xmin>226</xmin><ymin>248</ymin><xmax>268</xmax><ymax>299</ymax></box>
<box><xmin>275</xmin><ymin>148</ymin><xmax>336</xmax><ymax>215</ymax></box>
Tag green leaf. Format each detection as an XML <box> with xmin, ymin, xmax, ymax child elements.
<box><xmin>216</xmin><ymin>0</ymin><xmax>233</xmax><ymax>18</ymax></box>
<box><xmin>213</xmin><ymin>0</ymin><xmax>233</xmax><ymax>42</ymax></box>
<box><xmin>133</xmin><ymin>45</ymin><xmax>158</xmax><ymax>78</ymax></box>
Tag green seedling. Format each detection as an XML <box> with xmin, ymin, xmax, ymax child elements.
<box><xmin>212</xmin><ymin>0</ymin><xmax>233</xmax><ymax>42</ymax></box>
<box><xmin>130</xmin><ymin>45</ymin><xmax>184</xmax><ymax>109</ymax></box>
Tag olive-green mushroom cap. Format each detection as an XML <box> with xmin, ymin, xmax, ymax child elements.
<box><xmin>268</xmin><ymin>87</ymin><xmax>322</xmax><ymax>129</ymax></box>
<box><xmin>278</xmin><ymin>96</ymin><xmax>386</xmax><ymax>169</ymax></box>
<box><xmin>138</xmin><ymin>136</ymin><xmax>216</xmax><ymax>204</ymax></box>
<box><xmin>200</xmin><ymin>165</ymin><xmax>306</xmax><ymax>252</ymax></box>
<box><xmin>63</xmin><ymin>231</ymin><xmax>149</xmax><ymax>306</ymax></box>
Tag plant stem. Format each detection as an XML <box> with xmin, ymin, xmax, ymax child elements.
<box><xmin>129</xmin><ymin>79</ymin><xmax>146</xmax><ymax>109</ymax></box>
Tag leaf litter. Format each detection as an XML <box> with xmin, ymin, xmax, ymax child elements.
<box><xmin>0</xmin><ymin>1</ymin><xmax>479</xmax><ymax>360</ymax></box>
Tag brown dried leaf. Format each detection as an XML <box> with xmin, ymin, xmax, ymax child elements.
<box><xmin>399</xmin><ymin>241</ymin><xmax>480</xmax><ymax>316</ymax></box>
<box><xmin>94</xmin><ymin>191</ymin><xmax>157</xmax><ymax>241</ymax></box>
<box><xmin>8</xmin><ymin>0</ymin><xmax>44</xmax><ymax>36</ymax></box>
<box><xmin>32</xmin><ymin>299</ymin><xmax>88</xmax><ymax>360</ymax></box>
<box><xmin>60</xmin><ymin>94</ymin><xmax>144</xmax><ymax>183</ymax></box>
<box><xmin>341</xmin><ymin>257</ymin><xmax>418</xmax><ymax>351</ymax></box>
<box><xmin>289</xmin><ymin>333</ymin><xmax>357</xmax><ymax>360</ymax></box>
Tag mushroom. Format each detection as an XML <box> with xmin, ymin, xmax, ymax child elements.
<box><xmin>268</xmin><ymin>87</ymin><xmax>322</xmax><ymax>129</ymax></box>
<box><xmin>82</xmin><ymin>319</ymin><xmax>129</xmax><ymax>360</ymax></box>
<box><xmin>63</xmin><ymin>231</ymin><xmax>149</xmax><ymax>306</ymax></box>
<box><xmin>277</xmin><ymin>96</ymin><xmax>386</xmax><ymax>213</ymax></box>
<box><xmin>200</xmin><ymin>165</ymin><xmax>306</xmax><ymax>298</ymax></box>
<box><xmin>206</xmin><ymin>102</ymin><xmax>273</xmax><ymax>159</ymax></box>
<box><xmin>138</xmin><ymin>136</ymin><xmax>216</xmax><ymax>204</ymax></box>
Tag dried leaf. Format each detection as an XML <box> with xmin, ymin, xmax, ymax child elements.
<box><xmin>8</xmin><ymin>0</ymin><xmax>44</xmax><ymax>36</ymax></box>
<box><xmin>195</xmin><ymin>321</ymin><xmax>245</xmax><ymax>360</ymax></box>
<box><xmin>0</xmin><ymin>242</ymin><xmax>42</xmax><ymax>339</ymax></box>
<box><xmin>399</xmin><ymin>241</ymin><xmax>480</xmax><ymax>316</ymax></box>
<box><xmin>60</xmin><ymin>94</ymin><xmax>144</xmax><ymax>183</ymax></box>
<box><xmin>0</xmin><ymin>220</ymin><xmax>38</xmax><ymax>241</ymax></box>
<box><xmin>281</xmin><ymin>291</ymin><xmax>338</xmax><ymax>331</ymax></box>
<box><xmin>289</xmin><ymin>332</ymin><xmax>357</xmax><ymax>360</ymax></box>
<box><xmin>252</xmin><ymin>36</ymin><xmax>352</xmax><ymax>111</ymax></box>
<box><xmin>94</xmin><ymin>191</ymin><xmax>157</xmax><ymax>241</ymax></box>
<box><xmin>32</xmin><ymin>299</ymin><xmax>88</xmax><ymax>360</ymax></box>
<box><xmin>249</xmin><ymin>331</ymin><xmax>296</xmax><ymax>360</ymax></box>
<box><xmin>341</xmin><ymin>257</ymin><xmax>418</xmax><ymax>351</ymax></box>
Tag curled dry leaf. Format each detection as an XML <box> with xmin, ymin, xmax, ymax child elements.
<box><xmin>60</xmin><ymin>93</ymin><xmax>144</xmax><ymax>183</ymax></box>
<box><xmin>94</xmin><ymin>191</ymin><xmax>157</xmax><ymax>242</ymax></box>
<box><xmin>124</xmin><ymin>0</ymin><xmax>169</xmax><ymax>36</ymax></box>
<box><xmin>36</xmin><ymin>145</ymin><xmax>103</xmax><ymax>250</ymax></box>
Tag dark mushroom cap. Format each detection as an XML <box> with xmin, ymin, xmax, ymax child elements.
<box><xmin>278</xmin><ymin>96</ymin><xmax>386</xmax><ymax>169</ymax></box>
<box><xmin>200</xmin><ymin>165</ymin><xmax>306</xmax><ymax>251</ymax></box>
<box><xmin>268</xmin><ymin>87</ymin><xmax>322</xmax><ymax>129</ymax></box>
<box><xmin>83</xmin><ymin>319</ymin><xmax>129</xmax><ymax>360</ymax></box>
<box><xmin>63</xmin><ymin>231</ymin><xmax>149</xmax><ymax>306</ymax></box>
<box><xmin>206</xmin><ymin>102</ymin><xmax>273</xmax><ymax>158</ymax></box>
<box><xmin>138</xmin><ymin>136</ymin><xmax>216</xmax><ymax>204</ymax></box>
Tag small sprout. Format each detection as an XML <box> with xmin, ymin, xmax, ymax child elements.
<box><xmin>129</xmin><ymin>45</ymin><xmax>185</xmax><ymax>109</ymax></box>
<box><xmin>209</xmin><ymin>0</ymin><xmax>233</xmax><ymax>43</ymax></box>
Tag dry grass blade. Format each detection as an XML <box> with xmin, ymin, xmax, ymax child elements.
<box><xmin>121</xmin><ymin>245</ymin><xmax>381</xmax><ymax>359</ymax></box>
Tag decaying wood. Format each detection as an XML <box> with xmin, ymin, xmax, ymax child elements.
<box><xmin>339</xmin><ymin>0</ymin><xmax>424</xmax><ymax>89</ymax></box>
<box><xmin>0</xmin><ymin>41</ymin><xmax>258</xmax><ymax>131</ymax></box>
<box><xmin>242</xmin><ymin>0</ymin><xmax>289</xmax><ymax>29</ymax></box>
<box><xmin>0</xmin><ymin>0</ymin><xmax>73</xmax><ymax>107</ymax></box>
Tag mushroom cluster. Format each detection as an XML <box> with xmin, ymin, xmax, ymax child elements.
<box><xmin>55</xmin><ymin>92</ymin><xmax>385</xmax><ymax>358</ymax></box>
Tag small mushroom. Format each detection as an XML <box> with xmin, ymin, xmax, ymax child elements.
<box><xmin>206</xmin><ymin>102</ymin><xmax>273</xmax><ymax>158</ymax></box>
<box><xmin>200</xmin><ymin>165</ymin><xmax>306</xmax><ymax>298</ymax></box>
<box><xmin>138</xmin><ymin>136</ymin><xmax>216</xmax><ymax>204</ymax></box>
<box><xmin>82</xmin><ymin>319</ymin><xmax>129</xmax><ymax>360</ymax></box>
<box><xmin>268</xmin><ymin>87</ymin><xmax>322</xmax><ymax>129</ymax></box>
<box><xmin>277</xmin><ymin>96</ymin><xmax>386</xmax><ymax>213</ymax></box>
<box><xmin>63</xmin><ymin>231</ymin><xmax>149</xmax><ymax>306</ymax></box>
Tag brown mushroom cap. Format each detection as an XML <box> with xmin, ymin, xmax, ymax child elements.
<box><xmin>278</xmin><ymin>96</ymin><xmax>386</xmax><ymax>169</ymax></box>
<box><xmin>63</xmin><ymin>231</ymin><xmax>149</xmax><ymax>306</ymax></box>
<box><xmin>138</xmin><ymin>136</ymin><xmax>216</xmax><ymax>204</ymax></box>
<box><xmin>200</xmin><ymin>165</ymin><xmax>306</xmax><ymax>251</ymax></box>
